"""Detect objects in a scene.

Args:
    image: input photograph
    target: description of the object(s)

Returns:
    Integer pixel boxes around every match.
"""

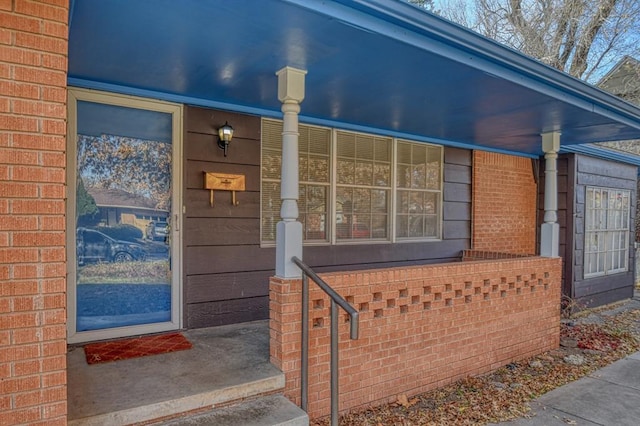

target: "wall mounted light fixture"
[217,121,234,157]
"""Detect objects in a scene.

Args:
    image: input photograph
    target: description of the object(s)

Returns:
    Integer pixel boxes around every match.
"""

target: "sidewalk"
[493,351,640,425]
[493,288,640,426]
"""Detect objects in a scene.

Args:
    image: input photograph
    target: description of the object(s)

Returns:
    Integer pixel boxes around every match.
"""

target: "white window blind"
[261,120,331,243]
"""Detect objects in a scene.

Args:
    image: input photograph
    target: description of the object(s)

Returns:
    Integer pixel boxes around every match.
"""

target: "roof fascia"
[296,114,540,158]
[68,77,280,118]
[286,0,640,130]
[561,144,640,170]
[68,78,538,159]
[95,204,169,213]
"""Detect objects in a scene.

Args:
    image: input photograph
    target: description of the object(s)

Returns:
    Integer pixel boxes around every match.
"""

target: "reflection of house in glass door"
[87,187,169,227]
[67,88,183,343]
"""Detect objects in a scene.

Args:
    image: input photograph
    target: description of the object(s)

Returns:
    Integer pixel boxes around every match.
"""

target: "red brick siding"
[472,151,537,255]
[270,256,562,419]
[0,1,68,425]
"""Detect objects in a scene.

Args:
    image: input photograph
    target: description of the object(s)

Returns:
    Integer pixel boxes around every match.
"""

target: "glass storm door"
[67,89,182,343]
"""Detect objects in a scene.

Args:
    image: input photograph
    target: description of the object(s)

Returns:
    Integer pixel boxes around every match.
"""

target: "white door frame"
[66,88,183,344]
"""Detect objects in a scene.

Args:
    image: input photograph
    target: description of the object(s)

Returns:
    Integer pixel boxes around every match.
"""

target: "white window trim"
[260,119,444,247]
[394,138,444,242]
[260,119,334,247]
[333,129,393,244]
[583,186,631,279]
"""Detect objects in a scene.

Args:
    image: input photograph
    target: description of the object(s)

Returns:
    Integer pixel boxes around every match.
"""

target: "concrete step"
[68,374,286,426]
[67,321,290,426]
[158,395,309,426]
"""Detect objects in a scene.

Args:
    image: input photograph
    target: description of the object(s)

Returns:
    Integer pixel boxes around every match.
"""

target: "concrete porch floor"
[67,320,286,425]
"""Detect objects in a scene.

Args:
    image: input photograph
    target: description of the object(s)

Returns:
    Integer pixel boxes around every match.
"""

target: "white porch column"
[275,66,307,278]
[540,131,561,257]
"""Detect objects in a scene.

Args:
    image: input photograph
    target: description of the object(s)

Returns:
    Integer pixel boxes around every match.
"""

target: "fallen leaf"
[310,307,640,426]
[397,394,409,408]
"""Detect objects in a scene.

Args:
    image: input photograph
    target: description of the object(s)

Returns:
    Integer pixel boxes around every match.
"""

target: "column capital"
[541,131,561,154]
[276,66,307,103]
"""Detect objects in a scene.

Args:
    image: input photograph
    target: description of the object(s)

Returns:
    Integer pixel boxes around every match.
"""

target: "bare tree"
[408,0,640,241]
[77,134,172,211]
[432,0,640,83]
[407,0,438,12]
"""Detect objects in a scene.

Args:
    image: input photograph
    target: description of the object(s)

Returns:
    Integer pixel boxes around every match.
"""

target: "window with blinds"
[261,119,331,243]
[584,187,630,278]
[396,140,442,239]
[260,119,443,245]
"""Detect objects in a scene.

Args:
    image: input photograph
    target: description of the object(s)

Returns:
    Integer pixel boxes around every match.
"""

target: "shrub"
[92,224,142,241]
[78,260,170,284]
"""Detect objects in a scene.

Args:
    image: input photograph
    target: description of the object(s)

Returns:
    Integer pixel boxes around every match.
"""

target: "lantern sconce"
[217,121,234,157]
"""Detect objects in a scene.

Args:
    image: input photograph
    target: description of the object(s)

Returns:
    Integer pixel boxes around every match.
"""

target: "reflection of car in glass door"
[76,228,146,265]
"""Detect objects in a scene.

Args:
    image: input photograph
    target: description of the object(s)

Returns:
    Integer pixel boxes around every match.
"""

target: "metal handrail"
[292,256,359,426]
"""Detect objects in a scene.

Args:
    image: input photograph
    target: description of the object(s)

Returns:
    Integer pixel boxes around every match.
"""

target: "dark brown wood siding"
[183,107,267,328]
[543,153,637,308]
[183,106,471,328]
[572,154,637,307]
[538,155,573,298]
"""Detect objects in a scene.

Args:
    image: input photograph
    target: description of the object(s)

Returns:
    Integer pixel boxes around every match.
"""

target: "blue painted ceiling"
[68,0,640,156]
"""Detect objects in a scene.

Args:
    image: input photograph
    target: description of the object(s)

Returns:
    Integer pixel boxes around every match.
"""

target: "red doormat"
[84,332,192,364]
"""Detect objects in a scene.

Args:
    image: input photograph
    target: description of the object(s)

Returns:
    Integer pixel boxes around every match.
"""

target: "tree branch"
[569,0,619,78]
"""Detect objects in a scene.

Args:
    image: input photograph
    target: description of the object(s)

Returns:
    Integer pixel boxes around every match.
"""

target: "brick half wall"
[270,256,562,419]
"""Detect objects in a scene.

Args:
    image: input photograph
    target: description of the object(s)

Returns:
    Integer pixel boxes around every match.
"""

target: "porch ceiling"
[68,0,640,156]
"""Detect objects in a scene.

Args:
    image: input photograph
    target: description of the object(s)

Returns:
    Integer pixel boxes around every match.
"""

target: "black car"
[76,227,146,265]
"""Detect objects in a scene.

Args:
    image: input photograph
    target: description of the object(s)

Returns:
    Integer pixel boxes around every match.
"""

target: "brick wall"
[0,1,69,425]
[270,256,562,419]
[461,249,530,261]
[472,151,537,254]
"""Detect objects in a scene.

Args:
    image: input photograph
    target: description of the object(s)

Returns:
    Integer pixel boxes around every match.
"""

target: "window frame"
[333,129,394,244]
[260,119,333,247]
[583,186,631,279]
[394,138,444,242]
[259,119,444,247]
